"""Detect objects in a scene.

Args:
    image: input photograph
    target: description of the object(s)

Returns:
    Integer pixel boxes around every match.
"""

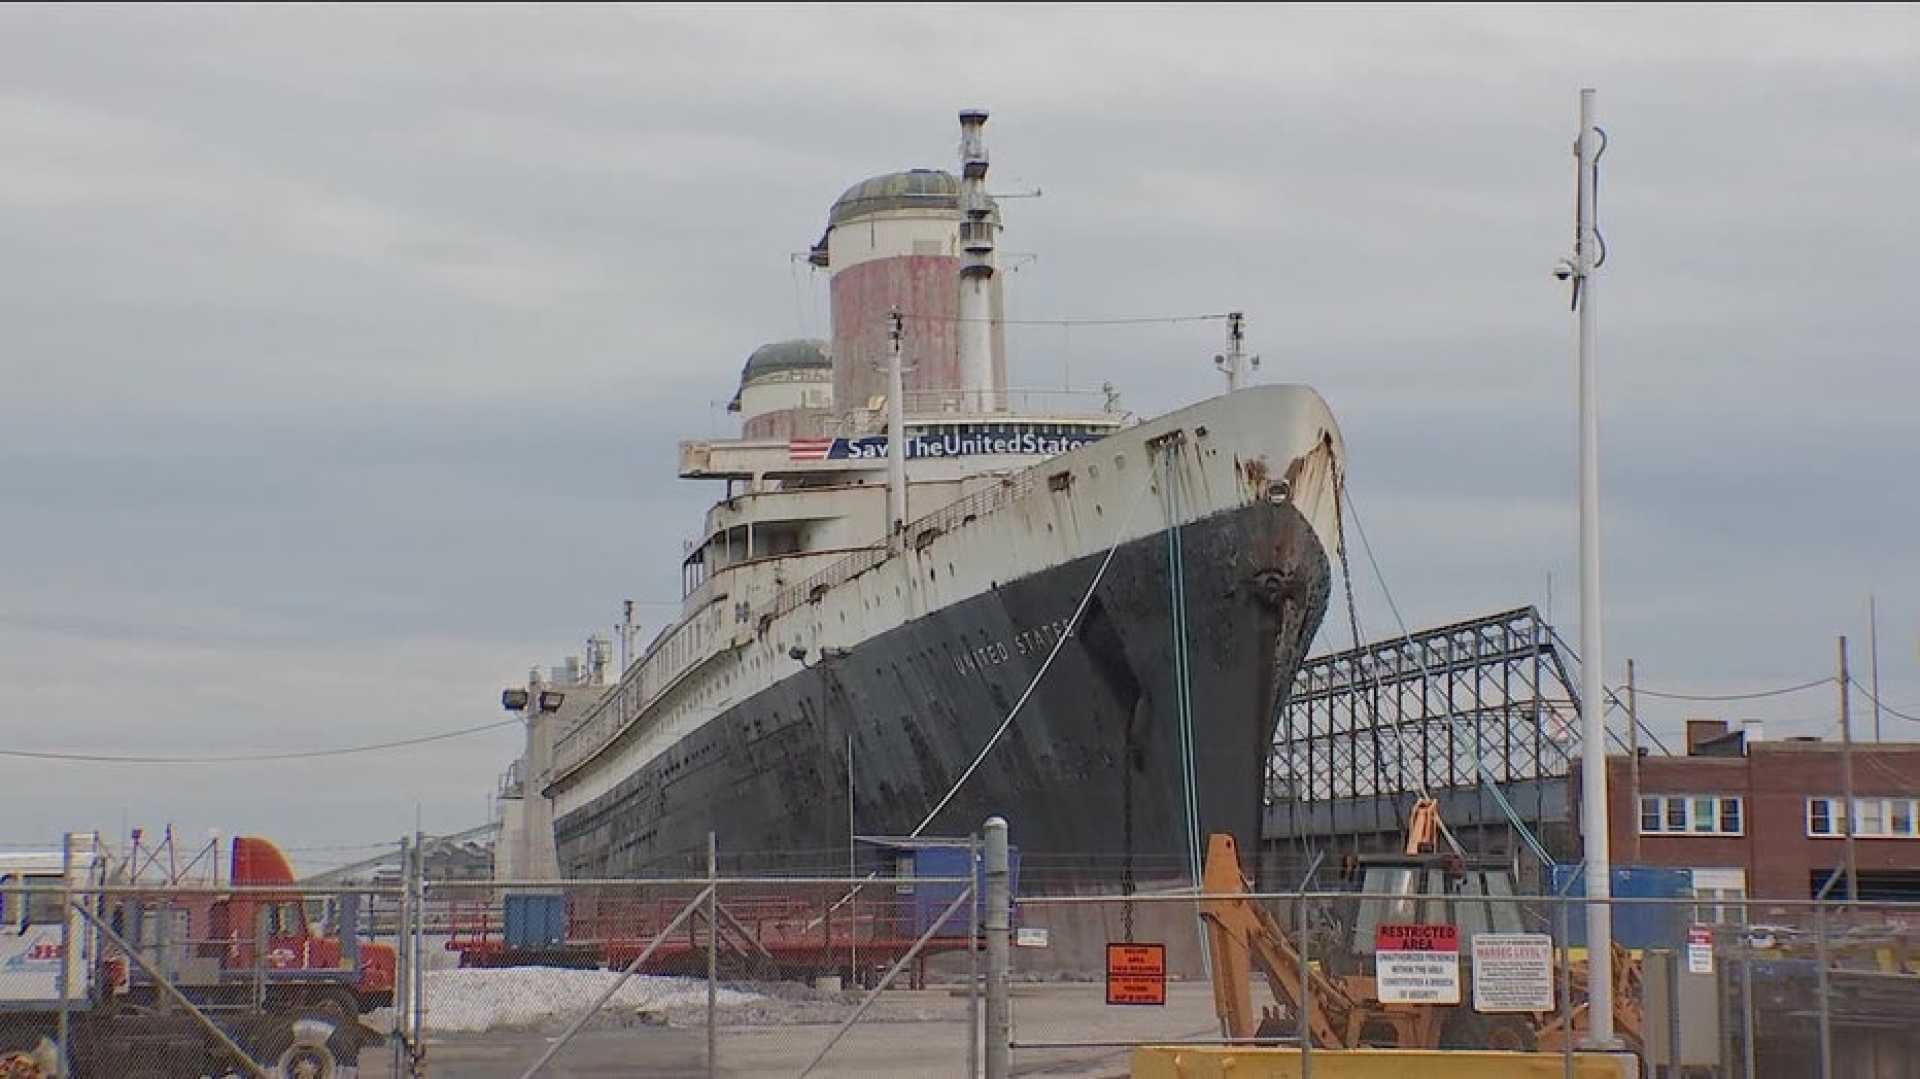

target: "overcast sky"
[3,4,1916,870]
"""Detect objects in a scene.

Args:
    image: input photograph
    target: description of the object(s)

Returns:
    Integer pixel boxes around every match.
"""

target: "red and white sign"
[1375,923,1461,1004]
[1687,924,1714,975]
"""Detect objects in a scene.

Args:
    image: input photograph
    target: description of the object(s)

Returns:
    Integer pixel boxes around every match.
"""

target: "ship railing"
[566,888,926,948]
[827,386,1126,436]
[552,594,729,773]
[895,386,1121,416]
[766,545,888,620]
[763,469,1040,621]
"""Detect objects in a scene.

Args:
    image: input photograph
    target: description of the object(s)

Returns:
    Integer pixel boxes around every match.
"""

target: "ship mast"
[1214,311,1254,391]
[886,308,907,543]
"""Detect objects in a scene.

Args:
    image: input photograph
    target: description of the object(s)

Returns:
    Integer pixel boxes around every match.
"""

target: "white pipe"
[1575,86,1616,1048]
[957,109,996,410]
[958,274,994,408]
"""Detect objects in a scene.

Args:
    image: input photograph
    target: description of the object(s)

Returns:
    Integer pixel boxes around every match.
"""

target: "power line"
[897,311,1231,327]
[1631,677,1832,703]
[0,717,521,765]
[1850,676,1920,724]
[1860,752,1920,792]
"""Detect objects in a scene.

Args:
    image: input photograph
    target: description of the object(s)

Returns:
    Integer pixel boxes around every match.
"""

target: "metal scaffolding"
[1267,606,1596,856]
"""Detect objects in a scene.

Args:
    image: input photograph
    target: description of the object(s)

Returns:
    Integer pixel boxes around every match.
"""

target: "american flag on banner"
[789,437,835,461]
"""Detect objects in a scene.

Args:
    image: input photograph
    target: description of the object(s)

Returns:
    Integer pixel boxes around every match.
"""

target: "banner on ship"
[790,425,1104,462]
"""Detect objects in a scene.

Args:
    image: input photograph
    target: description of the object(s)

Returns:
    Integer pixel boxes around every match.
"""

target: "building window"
[1692,868,1748,926]
[1640,794,1744,836]
[1808,797,1920,838]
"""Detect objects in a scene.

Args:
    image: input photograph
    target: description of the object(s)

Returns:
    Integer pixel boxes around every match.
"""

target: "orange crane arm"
[1198,833,1358,1049]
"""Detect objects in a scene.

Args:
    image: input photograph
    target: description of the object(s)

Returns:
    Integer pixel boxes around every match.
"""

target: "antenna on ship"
[1212,311,1257,391]
[619,599,635,669]
[885,307,909,544]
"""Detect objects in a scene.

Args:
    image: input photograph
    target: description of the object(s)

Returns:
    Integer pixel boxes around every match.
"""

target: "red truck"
[0,832,393,1077]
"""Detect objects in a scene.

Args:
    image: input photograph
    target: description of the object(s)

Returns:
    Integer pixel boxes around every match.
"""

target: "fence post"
[1815,897,1831,1079]
[1665,950,1682,1078]
[1717,926,1734,1079]
[57,834,72,1078]
[1558,897,1573,1079]
[1740,922,1756,1079]
[707,831,718,1079]
[968,832,980,1079]
[253,903,269,1010]
[392,835,410,1079]
[1294,887,1312,1078]
[984,817,1010,1079]
[413,828,427,1073]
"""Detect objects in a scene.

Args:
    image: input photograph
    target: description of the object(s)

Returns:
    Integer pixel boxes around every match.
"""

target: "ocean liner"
[498,111,1345,888]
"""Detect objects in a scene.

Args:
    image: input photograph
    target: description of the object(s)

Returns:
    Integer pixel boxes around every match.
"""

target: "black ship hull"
[554,498,1330,888]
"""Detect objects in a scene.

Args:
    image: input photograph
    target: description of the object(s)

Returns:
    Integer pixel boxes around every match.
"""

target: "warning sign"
[1471,933,1554,1013]
[1015,927,1050,949]
[1687,924,1714,975]
[1375,923,1461,1004]
[1105,942,1166,1006]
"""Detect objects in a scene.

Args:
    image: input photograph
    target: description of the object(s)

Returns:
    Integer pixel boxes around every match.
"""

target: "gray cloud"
[2,4,1916,862]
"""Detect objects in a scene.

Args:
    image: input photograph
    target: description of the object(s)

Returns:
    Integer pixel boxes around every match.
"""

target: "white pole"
[983,817,1011,1079]
[1573,86,1616,1048]
[1840,637,1859,904]
[1869,594,1883,743]
[886,309,908,541]
[1228,312,1247,391]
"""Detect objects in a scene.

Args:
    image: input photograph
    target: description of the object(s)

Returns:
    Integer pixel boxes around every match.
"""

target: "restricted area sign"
[1375,923,1461,1004]
[1471,932,1554,1012]
[1105,942,1167,1005]
[1687,924,1715,974]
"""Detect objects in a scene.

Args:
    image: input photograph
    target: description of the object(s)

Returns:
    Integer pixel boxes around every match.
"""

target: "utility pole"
[1563,87,1616,1048]
[1627,659,1641,863]
[1839,636,1859,904]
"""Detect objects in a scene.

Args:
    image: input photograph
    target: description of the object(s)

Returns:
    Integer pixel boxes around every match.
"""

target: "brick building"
[1571,722,1920,901]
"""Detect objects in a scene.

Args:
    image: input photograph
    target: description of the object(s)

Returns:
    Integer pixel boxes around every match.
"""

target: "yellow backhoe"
[1198,804,1642,1053]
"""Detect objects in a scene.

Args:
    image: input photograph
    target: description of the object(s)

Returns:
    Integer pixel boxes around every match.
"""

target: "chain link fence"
[1002,881,1920,1079]
[1,835,986,1078]
[9,827,1917,1077]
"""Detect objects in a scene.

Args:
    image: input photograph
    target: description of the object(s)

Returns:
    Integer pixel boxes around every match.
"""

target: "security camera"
[1552,260,1576,281]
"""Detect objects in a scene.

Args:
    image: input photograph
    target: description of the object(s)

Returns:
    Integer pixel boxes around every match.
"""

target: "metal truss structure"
[1268,607,1608,846]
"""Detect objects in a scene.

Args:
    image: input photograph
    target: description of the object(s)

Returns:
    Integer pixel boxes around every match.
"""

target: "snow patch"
[422,967,765,1033]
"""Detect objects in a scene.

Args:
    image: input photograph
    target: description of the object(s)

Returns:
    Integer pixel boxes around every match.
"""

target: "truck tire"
[254,1015,361,1079]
